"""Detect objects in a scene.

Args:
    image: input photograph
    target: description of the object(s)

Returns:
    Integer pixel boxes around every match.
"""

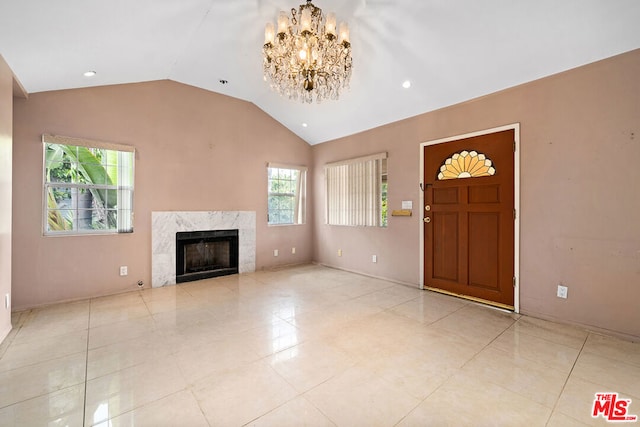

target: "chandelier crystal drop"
[263,0,353,104]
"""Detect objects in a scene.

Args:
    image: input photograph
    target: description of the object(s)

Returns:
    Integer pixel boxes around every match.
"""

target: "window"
[43,134,135,235]
[325,152,388,227]
[267,164,307,225]
[437,150,495,180]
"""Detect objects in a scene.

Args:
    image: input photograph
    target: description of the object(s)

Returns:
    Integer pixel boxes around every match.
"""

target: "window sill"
[43,230,134,237]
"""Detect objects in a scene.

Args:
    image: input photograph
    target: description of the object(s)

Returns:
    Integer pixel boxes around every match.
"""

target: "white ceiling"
[1,0,640,145]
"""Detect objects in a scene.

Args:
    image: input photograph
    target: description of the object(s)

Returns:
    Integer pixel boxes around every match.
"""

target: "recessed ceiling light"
[402,80,411,89]
[302,123,308,128]
[83,71,96,77]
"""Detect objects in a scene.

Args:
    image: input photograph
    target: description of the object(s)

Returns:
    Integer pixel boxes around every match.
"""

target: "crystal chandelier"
[263,0,352,103]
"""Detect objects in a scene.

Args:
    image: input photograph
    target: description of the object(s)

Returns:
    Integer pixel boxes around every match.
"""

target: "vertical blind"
[294,168,307,224]
[325,152,387,226]
[117,150,134,232]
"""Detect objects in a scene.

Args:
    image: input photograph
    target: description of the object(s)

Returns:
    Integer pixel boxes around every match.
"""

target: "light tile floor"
[0,264,639,426]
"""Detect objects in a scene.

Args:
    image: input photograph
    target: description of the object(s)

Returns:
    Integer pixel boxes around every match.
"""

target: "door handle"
[423,217,431,223]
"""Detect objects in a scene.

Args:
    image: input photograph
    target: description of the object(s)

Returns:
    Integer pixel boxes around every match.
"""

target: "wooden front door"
[423,129,515,309]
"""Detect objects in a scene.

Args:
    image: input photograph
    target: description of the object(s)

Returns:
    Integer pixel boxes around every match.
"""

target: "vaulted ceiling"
[1,0,640,144]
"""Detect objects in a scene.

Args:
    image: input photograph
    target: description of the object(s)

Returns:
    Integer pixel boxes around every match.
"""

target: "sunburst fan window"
[437,150,495,180]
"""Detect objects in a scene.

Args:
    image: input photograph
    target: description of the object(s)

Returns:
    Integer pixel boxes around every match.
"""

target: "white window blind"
[325,152,387,226]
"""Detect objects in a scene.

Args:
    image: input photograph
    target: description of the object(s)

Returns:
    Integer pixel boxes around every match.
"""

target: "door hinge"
[513,277,516,287]
[513,141,516,152]
[513,209,517,220]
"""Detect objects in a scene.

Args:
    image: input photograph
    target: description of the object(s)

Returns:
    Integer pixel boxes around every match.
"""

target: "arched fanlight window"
[437,150,495,180]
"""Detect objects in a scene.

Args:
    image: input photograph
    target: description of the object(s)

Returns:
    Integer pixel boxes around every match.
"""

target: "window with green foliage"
[267,164,307,225]
[43,134,135,235]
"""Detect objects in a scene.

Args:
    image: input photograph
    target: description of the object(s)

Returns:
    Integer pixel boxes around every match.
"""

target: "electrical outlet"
[119,266,128,276]
[292,247,296,254]
[338,249,342,257]
[557,284,568,299]
[372,255,377,263]
[274,249,279,257]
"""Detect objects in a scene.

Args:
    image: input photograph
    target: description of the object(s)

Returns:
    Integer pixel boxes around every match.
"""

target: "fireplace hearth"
[176,229,239,283]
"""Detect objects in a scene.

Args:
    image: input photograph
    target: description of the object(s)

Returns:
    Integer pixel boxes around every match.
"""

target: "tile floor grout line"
[265,305,446,427]
[240,392,299,425]
[0,349,91,377]
[82,299,92,427]
[452,315,572,413]
[457,314,516,371]
[380,295,421,313]
[509,317,589,350]
[0,384,86,412]
[0,310,32,360]
[544,330,590,426]
[299,393,340,427]
[299,386,342,427]
[392,368,460,427]
[5,265,638,425]
[420,301,474,330]
[187,386,213,427]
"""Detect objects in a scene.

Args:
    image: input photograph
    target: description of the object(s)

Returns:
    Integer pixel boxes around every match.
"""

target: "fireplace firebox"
[176,229,239,283]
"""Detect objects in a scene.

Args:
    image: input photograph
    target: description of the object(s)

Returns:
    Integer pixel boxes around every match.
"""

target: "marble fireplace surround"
[152,211,256,287]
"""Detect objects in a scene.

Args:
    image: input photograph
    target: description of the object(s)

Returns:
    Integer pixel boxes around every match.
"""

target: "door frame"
[419,123,521,313]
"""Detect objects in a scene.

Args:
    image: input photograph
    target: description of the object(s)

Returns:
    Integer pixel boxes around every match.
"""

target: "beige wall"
[10,51,640,339]
[12,80,313,309]
[0,56,13,342]
[312,49,640,340]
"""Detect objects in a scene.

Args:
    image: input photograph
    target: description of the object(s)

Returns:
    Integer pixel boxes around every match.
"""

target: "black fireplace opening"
[176,229,239,283]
